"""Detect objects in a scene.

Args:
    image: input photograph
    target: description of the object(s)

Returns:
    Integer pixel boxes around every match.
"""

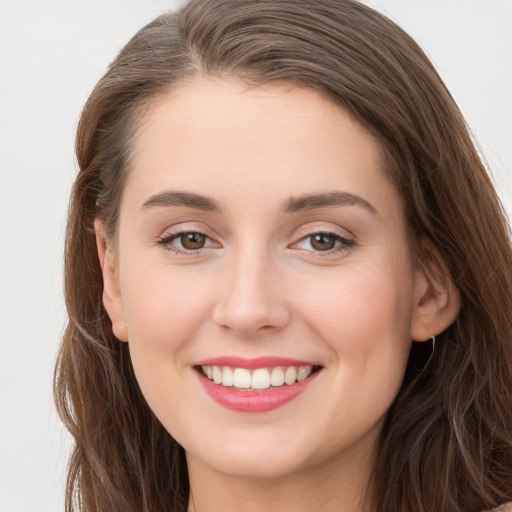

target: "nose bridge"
[213,241,289,336]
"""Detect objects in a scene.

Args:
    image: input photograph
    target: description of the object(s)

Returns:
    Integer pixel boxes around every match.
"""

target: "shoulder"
[487,504,512,512]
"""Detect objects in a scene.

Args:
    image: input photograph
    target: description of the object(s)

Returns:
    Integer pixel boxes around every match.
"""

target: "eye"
[309,233,338,251]
[157,230,220,254]
[292,231,354,253]
[178,232,207,250]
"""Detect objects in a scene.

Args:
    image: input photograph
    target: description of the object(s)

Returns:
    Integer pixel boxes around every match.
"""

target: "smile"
[195,358,322,412]
[200,365,314,390]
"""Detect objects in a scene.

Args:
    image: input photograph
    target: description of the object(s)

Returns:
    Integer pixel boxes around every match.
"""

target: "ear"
[94,220,128,342]
[410,238,461,342]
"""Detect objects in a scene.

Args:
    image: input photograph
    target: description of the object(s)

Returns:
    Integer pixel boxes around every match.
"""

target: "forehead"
[124,77,399,219]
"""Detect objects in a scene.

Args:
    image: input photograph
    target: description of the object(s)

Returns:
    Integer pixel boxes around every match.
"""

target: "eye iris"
[311,233,336,251]
[181,232,206,250]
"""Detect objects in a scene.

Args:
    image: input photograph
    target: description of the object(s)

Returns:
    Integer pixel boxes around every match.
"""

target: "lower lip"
[197,370,319,413]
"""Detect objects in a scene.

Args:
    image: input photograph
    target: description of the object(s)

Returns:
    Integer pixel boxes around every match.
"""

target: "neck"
[186,446,375,512]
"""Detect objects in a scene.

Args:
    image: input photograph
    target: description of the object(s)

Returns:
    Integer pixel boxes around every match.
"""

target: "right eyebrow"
[281,191,378,216]
[140,191,221,213]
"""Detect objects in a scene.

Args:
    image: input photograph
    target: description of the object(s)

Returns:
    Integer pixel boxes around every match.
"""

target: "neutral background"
[0,1,510,510]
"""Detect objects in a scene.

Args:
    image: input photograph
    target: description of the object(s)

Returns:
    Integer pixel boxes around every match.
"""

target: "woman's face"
[101,78,430,480]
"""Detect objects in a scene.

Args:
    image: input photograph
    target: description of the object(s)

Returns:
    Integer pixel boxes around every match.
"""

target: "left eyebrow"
[281,191,378,215]
[140,191,222,213]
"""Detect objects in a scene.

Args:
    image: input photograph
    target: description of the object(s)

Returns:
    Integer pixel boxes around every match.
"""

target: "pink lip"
[196,356,317,369]
[195,363,320,413]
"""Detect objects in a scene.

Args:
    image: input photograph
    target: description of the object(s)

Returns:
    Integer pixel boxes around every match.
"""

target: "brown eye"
[310,233,337,251]
[180,232,206,250]
[157,230,221,254]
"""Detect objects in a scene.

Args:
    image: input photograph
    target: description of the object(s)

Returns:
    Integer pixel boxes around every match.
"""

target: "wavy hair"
[54,1,512,511]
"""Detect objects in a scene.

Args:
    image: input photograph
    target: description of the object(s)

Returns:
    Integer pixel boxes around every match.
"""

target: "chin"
[189,443,314,480]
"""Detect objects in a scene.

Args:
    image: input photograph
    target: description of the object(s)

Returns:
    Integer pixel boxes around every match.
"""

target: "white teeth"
[201,364,314,389]
[270,367,285,387]
[221,366,234,387]
[297,365,312,382]
[212,366,222,384]
[251,368,271,390]
[233,368,252,389]
[284,366,297,385]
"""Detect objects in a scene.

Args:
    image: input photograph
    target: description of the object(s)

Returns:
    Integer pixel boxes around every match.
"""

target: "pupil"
[311,233,335,251]
[182,232,205,249]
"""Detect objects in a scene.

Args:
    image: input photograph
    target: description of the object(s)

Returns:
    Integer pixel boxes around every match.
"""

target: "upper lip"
[196,356,319,369]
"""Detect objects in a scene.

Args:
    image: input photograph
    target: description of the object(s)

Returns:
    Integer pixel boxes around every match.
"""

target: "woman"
[54,1,512,511]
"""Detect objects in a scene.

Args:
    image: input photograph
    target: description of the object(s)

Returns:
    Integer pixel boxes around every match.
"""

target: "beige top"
[489,504,512,512]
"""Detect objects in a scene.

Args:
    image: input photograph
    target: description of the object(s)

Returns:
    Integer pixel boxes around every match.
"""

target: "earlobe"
[410,239,461,342]
[94,220,128,342]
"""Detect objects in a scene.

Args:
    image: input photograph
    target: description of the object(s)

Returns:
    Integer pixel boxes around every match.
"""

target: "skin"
[96,78,460,512]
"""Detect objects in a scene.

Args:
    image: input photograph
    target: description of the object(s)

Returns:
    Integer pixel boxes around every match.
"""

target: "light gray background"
[0,1,510,510]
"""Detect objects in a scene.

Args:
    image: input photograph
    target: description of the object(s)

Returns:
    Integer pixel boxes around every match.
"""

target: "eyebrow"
[281,191,378,215]
[141,191,221,212]
[140,190,378,216]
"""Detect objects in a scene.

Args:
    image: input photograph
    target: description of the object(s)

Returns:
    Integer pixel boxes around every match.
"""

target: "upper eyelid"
[156,223,355,246]
[159,230,217,244]
[293,224,355,241]
[158,223,216,239]
[291,232,353,247]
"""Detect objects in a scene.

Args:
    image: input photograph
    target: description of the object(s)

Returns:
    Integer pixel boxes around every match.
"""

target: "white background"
[0,1,510,510]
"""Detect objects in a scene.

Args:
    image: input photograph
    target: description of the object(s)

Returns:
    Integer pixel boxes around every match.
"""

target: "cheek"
[120,261,214,351]
[296,259,415,420]
[117,262,216,435]
[298,263,415,352]
[294,263,414,435]
[117,260,218,419]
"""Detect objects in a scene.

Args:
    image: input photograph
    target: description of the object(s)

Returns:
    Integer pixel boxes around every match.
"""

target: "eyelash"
[157,230,218,255]
[292,231,355,255]
[156,229,355,256]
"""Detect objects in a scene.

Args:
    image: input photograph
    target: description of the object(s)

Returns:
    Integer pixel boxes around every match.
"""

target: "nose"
[212,249,291,338]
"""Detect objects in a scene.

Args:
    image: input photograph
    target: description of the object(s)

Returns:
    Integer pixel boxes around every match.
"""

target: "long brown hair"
[54,1,512,510]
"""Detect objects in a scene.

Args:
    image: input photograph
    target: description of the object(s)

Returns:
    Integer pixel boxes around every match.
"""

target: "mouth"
[194,358,322,412]
[197,364,321,391]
